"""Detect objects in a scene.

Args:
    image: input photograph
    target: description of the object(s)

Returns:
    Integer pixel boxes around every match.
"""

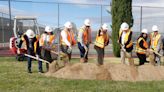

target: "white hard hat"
[64,21,72,29]
[141,29,148,34]
[84,19,91,26]
[152,25,158,31]
[26,29,35,38]
[120,22,129,30]
[102,23,108,30]
[45,26,53,32]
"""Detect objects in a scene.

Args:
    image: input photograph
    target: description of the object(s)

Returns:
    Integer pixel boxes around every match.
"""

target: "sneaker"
[38,71,44,73]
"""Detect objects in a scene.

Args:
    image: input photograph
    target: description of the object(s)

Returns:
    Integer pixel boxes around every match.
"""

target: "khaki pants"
[148,50,162,66]
[120,48,133,65]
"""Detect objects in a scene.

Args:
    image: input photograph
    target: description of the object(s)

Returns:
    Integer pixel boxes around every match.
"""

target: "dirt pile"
[46,63,111,80]
[45,63,164,81]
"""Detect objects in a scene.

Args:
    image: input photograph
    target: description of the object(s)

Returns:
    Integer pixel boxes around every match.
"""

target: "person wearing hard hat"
[60,21,76,63]
[40,26,55,71]
[118,22,134,65]
[162,37,164,56]
[77,19,92,63]
[94,23,109,65]
[136,29,149,65]
[149,25,162,65]
[18,29,43,73]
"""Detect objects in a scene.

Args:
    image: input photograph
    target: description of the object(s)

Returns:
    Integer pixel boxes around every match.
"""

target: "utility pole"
[8,0,12,30]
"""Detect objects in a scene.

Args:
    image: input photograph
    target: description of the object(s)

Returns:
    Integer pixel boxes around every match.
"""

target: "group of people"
[119,22,164,66]
[18,19,164,73]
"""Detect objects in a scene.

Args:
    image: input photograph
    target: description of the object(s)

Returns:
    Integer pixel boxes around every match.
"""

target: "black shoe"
[38,71,44,73]
[145,61,149,63]
[28,71,32,73]
[139,62,144,66]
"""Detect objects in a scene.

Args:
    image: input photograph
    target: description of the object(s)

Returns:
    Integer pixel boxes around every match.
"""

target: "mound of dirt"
[45,63,164,81]
[46,63,111,80]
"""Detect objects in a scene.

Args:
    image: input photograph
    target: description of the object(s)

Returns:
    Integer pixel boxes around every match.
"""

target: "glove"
[67,46,72,54]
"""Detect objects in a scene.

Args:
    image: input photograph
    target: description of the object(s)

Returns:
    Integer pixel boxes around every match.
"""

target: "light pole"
[8,0,12,30]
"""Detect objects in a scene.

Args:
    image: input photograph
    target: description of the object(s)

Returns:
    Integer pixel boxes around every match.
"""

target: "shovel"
[42,47,69,61]
[24,54,50,64]
[84,48,88,59]
[151,49,162,57]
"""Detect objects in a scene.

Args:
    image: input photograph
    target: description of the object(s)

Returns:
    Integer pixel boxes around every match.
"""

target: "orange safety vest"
[61,30,76,46]
[94,33,109,48]
[40,33,55,46]
[119,29,133,48]
[136,37,148,54]
[78,27,91,45]
[150,32,161,51]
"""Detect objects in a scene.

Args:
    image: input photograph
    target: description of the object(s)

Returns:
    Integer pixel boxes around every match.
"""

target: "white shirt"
[42,34,50,43]
[61,30,71,47]
[121,31,126,45]
[40,33,54,47]
[77,27,84,46]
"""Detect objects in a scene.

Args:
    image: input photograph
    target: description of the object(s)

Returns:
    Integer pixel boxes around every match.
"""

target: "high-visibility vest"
[94,32,109,48]
[119,29,133,48]
[21,34,39,53]
[77,27,91,45]
[34,35,39,53]
[61,30,76,46]
[150,32,161,51]
[39,33,55,46]
[136,37,148,54]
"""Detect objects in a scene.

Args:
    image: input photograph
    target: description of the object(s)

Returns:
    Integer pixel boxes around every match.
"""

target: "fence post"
[1,13,5,47]
[57,3,60,62]
[8,0,12,31]
[140,6,142,32]
[101,5,102,25]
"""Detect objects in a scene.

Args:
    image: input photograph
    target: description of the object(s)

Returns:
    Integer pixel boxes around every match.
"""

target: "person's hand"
[67,46,72,54]
[146,49,150,52]
[17,48,20,54]
[117,40,119,43]
[122,45,125,48]
[69,46,72,50]
[36,54,39,60]
[121,45,126,52]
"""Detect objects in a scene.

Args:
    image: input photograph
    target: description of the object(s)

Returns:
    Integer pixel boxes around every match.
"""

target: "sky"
[0,0,164,33]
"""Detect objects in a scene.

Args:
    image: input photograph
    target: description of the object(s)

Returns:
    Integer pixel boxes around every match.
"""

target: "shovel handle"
[24,54,50,64]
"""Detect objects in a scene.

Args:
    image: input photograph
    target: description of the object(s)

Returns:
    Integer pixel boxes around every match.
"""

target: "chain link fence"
[0,0,164,55]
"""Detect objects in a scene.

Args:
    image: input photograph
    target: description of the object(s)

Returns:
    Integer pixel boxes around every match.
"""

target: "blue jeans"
[77,42,88,59]
[27,50,42,72]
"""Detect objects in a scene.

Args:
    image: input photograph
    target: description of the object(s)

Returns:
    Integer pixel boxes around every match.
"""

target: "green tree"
[111,0,133,57]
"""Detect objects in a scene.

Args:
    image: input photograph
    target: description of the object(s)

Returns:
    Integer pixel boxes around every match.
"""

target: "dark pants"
[61,45,72,61]
[27,49,42,72]
[94,45,104,65]
[137,53,146,65]
[42,48,53,71]
[78,42,88,59]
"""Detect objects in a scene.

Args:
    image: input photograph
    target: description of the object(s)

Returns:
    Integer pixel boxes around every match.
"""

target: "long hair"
[44,32,53,35]
[137,33,147,40]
